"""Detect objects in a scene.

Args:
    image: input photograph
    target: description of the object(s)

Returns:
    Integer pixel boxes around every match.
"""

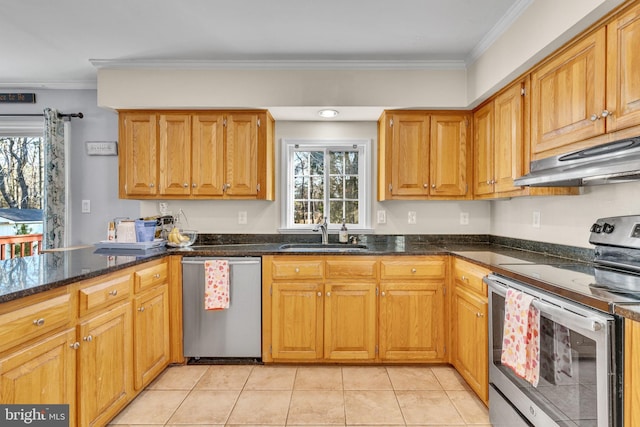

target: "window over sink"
[281,139,371,232]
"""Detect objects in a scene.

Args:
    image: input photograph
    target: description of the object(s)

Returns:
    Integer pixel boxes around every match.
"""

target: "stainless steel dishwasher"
[181,257,262,360]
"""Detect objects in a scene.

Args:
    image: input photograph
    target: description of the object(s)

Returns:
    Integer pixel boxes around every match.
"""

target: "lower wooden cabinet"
[0,328,77,424]
[625,319,640,427]
[78,302,133,427]
[450,258,489,404]
[133,284,170,390]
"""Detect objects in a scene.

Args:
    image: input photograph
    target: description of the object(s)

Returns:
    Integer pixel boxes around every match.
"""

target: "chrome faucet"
[313,217,328,244]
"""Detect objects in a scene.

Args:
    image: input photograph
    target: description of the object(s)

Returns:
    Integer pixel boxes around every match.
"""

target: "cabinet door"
[607,2,640,133]
[452,286,488,404]
[133,285,170,391]
[531,28,606,158]
[390,113,430,196]
[324,282,376,360]
[493,80,526,194]
[192,113,225,196]
[78,302,132,427]
[271,282,323,360]
[473,102,494,196]
[379,281,445,361]
[159,114,192,196]
[430,114,469,196]
[625,319,640,427]
[120,113,157,196]
[0,329,76,425]
[226,114,258,196]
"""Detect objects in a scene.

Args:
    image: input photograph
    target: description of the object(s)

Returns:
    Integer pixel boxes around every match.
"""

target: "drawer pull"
[70,342,80,350]
[461,275,468,282]
[317,292,322,297]
[476,312,484,318]
[381,291,386,297]
[33,318,45,326]
[326,292,331,297]
[109,289,118,296]
[83,335,93,342]
[138,306,145,312]
[153,273,161,279]
[411,268,417,273]
[295,268,300,273]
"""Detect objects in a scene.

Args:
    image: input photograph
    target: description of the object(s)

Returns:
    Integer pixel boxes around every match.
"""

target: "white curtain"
[43,108,69,249]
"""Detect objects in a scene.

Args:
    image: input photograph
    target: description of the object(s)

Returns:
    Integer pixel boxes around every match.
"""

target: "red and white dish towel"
[204,260,229,310]
[501,288,541,387]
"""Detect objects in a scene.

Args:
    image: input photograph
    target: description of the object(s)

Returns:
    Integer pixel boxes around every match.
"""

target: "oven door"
[486,274,617,427]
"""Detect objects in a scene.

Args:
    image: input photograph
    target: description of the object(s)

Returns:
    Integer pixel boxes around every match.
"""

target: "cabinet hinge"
[465,117,469,127]
[269,345,272,354]
[257,183,261,192]
[388,183,393,192]
[521,86,526,96]
[270,286,272,296]
[389,118,394,127]
[375,345,378,355]
[376,287,379,296]
[223,118,227,127]
[443,345,446,354]
[443,286,446,296]
[257,118,261,127]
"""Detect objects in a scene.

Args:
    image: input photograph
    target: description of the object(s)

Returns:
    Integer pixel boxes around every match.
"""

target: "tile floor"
[108,364,491,426]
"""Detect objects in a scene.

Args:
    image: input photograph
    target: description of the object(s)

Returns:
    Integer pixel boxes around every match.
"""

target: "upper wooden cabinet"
[378,111,471,201]
[119,110,275,200]
[531,2,640,160]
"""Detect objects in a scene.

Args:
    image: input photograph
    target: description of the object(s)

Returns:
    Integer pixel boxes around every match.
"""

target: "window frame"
[280,139,372,232]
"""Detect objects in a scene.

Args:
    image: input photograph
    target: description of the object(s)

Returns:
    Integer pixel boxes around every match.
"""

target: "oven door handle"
[532,299,604,332]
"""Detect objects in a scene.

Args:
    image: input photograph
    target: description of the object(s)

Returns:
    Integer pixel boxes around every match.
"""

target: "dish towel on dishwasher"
[501,288,541,387]
[204,260,229,310]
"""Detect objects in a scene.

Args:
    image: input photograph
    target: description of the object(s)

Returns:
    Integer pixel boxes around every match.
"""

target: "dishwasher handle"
[181,258,261,266]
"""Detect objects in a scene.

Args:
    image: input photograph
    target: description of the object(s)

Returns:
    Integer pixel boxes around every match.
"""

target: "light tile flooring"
[109,364,491,426]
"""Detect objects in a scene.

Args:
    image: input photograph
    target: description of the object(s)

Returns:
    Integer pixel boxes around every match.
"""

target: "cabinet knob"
[381,291,386,297]
[461,275,468,282]
[411,268,417,273]
[423,183,428,188]
[431,184,436,189]
[183,183,189,188]
[108,289,118,296]
[153,273,161,279]
[486,180,491,185]
[192,183,197,188]
[33,318,45,326]
[83,335,93,342]
[138,306,145,312]
[326,292,331,297]
[476,312,484,318]
[317,292,322,297]
[149,183,155,188]
[601,110,612,118]
[70,342,80,350]
[295,268,300,273]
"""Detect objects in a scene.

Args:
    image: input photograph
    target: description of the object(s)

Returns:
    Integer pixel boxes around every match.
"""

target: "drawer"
[134,261,168,293]
[0,292,72,353]
[271,258,324,280]
[380,257,445,279]
[453,258,490,296]
[78,273,132,316]
[325,258,377,279]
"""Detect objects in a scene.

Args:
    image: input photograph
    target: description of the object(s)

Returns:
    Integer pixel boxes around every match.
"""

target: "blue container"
[135,219,157,242]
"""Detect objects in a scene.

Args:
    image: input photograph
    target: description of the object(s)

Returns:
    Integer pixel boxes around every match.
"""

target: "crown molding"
[89,58,467,71]
[466,0,534,66]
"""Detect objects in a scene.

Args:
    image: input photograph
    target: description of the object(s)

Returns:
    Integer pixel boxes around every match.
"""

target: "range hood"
[514,137,640,187]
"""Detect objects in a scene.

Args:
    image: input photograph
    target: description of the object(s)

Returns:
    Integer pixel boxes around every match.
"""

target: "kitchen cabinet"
[450,258,489,405]
[378,111,471,200]
[132,260,170,390]
[625,318,640,427]
[119,110,275,200]
[378,256,446,361]
[266,256,376,362]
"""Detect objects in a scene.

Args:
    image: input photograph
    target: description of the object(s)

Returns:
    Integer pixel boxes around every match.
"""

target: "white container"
[116,220,136,243]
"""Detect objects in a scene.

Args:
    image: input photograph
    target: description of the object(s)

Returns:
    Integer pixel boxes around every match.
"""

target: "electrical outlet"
[377,210,387,224]
[408,211,417,224]
[532,211,541,228]
[238,211,248,225]
[460,212,469,225]
[81,199,90,213]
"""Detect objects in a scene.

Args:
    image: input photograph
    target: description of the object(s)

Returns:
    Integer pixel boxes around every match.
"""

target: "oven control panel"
[589,215,640,248]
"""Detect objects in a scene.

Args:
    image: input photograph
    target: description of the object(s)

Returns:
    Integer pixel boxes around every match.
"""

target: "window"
[282,139,370,231]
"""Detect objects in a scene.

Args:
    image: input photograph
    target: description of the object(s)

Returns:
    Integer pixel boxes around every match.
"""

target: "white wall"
[490,181,640,248]
[140,121,492,235]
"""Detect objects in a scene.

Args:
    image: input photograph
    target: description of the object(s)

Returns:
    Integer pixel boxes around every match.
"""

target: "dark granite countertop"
[2,233,638,320]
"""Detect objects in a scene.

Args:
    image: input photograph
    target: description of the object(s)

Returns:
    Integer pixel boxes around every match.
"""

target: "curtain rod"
[0,112,84,119]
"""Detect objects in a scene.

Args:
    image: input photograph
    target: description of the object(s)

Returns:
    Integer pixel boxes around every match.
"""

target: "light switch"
[238,211,248,225]
[408,211,417,224]
[460,212,469,225]
[377,210,386,224]
[81,199,90,213]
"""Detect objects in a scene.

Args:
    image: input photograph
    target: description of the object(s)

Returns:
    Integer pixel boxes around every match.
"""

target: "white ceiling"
[1,0,528,119]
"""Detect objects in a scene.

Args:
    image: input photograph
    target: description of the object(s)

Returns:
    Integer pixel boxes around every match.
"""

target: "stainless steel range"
[485,215,640,427]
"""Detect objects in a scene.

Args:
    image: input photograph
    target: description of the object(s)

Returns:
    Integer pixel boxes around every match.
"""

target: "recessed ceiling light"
[318,109,339,118]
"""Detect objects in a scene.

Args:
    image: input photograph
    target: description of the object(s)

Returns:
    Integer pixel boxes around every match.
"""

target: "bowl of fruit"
[166,228,197,248]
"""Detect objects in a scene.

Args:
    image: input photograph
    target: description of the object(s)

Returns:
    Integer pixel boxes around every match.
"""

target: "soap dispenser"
[339,218,348,243]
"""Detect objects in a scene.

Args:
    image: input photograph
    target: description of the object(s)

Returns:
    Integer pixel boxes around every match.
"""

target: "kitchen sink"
[278,243,368,252]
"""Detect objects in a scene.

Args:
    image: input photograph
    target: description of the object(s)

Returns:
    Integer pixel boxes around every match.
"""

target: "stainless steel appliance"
[486,214,640,426]
[182,257,262,360]
[514,137,640,187]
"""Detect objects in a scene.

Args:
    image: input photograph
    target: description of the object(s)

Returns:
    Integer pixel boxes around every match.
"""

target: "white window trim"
[279,138,372,233]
